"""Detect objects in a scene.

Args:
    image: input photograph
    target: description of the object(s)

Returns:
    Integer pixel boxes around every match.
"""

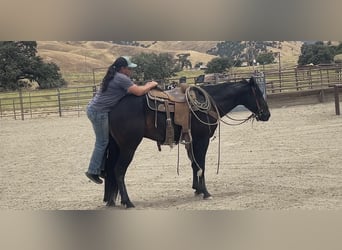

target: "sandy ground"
[1,102,342,210]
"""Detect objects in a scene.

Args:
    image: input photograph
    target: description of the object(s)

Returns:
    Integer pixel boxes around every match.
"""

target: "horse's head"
[243,77,270,121]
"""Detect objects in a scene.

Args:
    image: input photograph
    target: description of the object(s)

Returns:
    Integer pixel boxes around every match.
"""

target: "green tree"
[207,41,273,65]
[334,42,342,54]
[207,41,244,59]
[131,52,180,81]
[175,53,192,70]
[194,62,203,69]
[333,42,342,63]
[298,41,335,65]
[204,57,232,74]
[0,41,66,90]
[256,53,276,65]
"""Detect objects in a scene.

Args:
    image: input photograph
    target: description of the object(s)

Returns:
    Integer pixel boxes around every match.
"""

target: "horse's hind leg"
[104,135,119,207]
[104,178,119,207]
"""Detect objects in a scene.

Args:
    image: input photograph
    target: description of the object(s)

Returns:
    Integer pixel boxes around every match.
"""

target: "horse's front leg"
[188,137,212,199]
[192,165,211,199]
[195,175,211,199]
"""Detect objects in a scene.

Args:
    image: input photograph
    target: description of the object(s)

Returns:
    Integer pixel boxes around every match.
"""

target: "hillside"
[37,41,219,73]
[37,41,303,74]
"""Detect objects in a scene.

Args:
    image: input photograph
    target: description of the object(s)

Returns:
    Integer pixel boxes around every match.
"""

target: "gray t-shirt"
[89,72,134,112]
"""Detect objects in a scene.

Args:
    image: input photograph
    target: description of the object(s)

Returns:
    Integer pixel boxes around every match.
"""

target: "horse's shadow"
[100,190,243,210]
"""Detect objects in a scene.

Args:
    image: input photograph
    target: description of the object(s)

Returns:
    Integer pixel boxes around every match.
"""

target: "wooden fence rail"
[1,64,342,120]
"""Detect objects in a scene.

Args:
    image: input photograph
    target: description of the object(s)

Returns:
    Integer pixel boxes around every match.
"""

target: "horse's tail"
[103,133,119,206]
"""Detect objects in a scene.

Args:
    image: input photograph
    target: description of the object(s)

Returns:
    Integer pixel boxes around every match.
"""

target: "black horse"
[103,77,271,208]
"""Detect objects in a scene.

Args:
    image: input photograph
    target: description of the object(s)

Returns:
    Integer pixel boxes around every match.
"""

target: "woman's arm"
[127,81,159,96]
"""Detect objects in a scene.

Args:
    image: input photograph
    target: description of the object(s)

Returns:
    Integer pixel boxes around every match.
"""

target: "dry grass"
[37,41,303,76]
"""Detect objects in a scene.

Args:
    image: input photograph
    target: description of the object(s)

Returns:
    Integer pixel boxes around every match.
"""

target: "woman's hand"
[128,81,159,96]
[147,81,158,88]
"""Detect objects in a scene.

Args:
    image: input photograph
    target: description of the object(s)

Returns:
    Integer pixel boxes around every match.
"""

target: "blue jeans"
[86,106,109,175]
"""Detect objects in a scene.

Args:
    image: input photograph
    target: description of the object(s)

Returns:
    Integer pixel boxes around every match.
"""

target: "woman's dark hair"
[101,57,128,92]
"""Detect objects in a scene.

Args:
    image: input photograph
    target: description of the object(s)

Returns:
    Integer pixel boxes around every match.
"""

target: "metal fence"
[0,85,96,120]
[1,64,342,120]
[217,64,342,93]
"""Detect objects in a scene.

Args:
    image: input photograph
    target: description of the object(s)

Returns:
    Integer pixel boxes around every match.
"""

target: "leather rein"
[183,83,264,175]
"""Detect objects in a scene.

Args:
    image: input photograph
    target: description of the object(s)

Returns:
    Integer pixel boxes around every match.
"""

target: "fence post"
[295,68,299,91]
[309,67,313,89]
[13,99,16,120]
[92,68,96,86]
[334,85,340,115]
[92,85,97,97]
[278,52,282,92]
[29,93,32,118]
[19,89,24,120]
[77,87,80,117]
[57,89,62,117]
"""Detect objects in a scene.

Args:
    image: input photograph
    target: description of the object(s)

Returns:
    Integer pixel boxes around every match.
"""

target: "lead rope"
[185,86,220,126]
[183,85,256,176]
[177,142,180,175]
[185,86,245,175]
[184,86,219,177]
[154,98,158,128]
[220,113,255,126]
[217,121,221,174]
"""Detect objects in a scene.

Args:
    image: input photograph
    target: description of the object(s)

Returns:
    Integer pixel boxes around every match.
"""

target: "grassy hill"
[37,41,303,85]
[37,41,220,74]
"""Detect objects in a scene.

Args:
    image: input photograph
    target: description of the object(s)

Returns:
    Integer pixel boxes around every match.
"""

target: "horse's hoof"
[194,190,202,196]
[126,203,135,209]
[121,200,135,208]
[106,200,116,207]
[203,194,213,200]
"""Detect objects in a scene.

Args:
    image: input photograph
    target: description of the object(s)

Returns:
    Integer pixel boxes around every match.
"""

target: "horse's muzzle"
[256,110,270,121]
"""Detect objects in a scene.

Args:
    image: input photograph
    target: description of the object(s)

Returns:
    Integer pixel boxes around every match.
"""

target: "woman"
[85,56,158,184]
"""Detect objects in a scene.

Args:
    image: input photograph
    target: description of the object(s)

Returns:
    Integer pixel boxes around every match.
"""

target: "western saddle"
[146,84,191,149]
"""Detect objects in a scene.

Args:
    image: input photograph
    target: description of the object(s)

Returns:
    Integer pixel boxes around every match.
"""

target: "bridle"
[220,81,265,125]
[250,82,265,121]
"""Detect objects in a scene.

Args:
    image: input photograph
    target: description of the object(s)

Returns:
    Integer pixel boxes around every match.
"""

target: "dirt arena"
[1,102,342,210]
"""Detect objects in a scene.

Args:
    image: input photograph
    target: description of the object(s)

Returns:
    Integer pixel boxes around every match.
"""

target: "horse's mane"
[200,78,251,96]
